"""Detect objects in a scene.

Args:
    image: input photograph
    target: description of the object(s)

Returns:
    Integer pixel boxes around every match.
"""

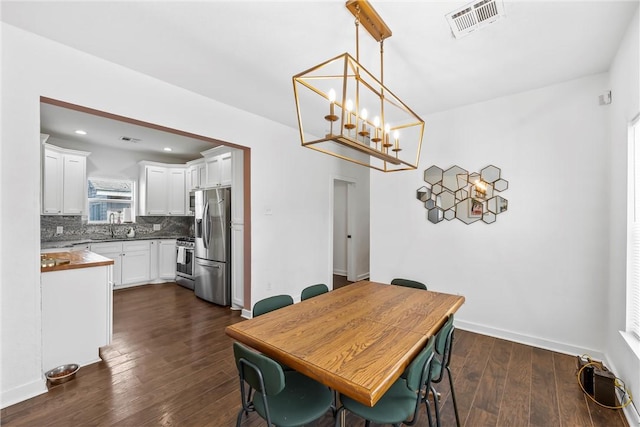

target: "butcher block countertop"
[41,250,114,273]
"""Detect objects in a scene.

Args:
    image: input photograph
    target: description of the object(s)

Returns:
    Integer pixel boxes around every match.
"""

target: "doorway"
[332,178,356,285]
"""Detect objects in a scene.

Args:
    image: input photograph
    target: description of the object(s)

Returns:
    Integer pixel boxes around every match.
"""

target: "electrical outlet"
[153,224,161,231]
[266,282,272,291]
[56,226,63,234]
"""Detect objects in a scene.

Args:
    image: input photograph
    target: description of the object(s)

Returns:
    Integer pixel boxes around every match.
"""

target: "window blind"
[629,118,640,340]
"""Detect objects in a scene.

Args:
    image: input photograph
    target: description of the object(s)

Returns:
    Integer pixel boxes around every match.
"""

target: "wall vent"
[445,0,505,39]
[120,136,142,143]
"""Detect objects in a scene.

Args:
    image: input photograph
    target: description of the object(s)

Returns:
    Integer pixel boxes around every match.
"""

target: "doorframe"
[329,175,357,287]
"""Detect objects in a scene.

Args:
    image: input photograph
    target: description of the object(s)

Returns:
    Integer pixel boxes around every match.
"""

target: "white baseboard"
[241,308,252,319]
[1,379,47,409]
[455,319,606,361]
[602,354,640,426]
[356,272,370,281]
[333,272,370,281]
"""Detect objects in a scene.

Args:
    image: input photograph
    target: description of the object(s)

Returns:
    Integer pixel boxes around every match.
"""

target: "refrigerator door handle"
[202,201,210,249]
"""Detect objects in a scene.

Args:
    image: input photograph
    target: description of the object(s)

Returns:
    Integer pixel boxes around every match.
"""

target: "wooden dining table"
[225,280,465,410]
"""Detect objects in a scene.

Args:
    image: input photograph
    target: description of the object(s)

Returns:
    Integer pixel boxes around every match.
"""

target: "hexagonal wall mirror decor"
[416,165,509,225]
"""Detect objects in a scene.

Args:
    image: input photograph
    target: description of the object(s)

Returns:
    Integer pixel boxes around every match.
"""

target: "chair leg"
[364,421,371,427]
[235,408,244,427]
[331,389,338,416]
[430,385,442,427]
[447,366,461,427]
[425,395,434,427]
[334,407,345,427]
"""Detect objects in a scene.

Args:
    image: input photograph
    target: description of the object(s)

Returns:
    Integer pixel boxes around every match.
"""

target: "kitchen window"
[87,178,135,224]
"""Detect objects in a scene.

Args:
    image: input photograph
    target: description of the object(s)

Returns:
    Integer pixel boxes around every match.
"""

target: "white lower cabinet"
[90,241,149,289]
[91,239,176,288]
[159,239,177,280]
[89,242,123,287]
[121,241,150,285]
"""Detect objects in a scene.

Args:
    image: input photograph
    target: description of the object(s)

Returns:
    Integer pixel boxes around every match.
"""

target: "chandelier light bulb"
[384,123,391,147]
[358,108,370,140]
[328,88,336,103]
[344,99,356,129]
[373,116,380,128]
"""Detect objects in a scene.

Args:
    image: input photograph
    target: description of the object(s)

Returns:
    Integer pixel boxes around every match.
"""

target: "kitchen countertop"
[41,250,114,273]
[41,236,184,250]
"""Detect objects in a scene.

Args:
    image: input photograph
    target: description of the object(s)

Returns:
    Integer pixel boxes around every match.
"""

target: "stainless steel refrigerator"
[194,187,231,305]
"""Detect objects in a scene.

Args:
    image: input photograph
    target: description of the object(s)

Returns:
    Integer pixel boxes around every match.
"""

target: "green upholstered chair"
[391,278,428,290]
[252,294,294,317]
[335,336,436,427]
[428,315,460,427]
[301,283,329,301]
[233,342,333,427]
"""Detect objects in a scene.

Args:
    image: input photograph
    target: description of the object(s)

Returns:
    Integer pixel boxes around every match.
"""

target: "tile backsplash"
[41,215,193,242]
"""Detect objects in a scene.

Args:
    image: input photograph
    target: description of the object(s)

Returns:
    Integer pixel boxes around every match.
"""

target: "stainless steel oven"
[176,237,195,290]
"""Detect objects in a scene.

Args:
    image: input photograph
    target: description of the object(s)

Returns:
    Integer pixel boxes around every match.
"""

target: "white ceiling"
[3,0,639,156]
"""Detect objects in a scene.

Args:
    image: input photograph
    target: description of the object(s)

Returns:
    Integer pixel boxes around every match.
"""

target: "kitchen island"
[41,250,114,374]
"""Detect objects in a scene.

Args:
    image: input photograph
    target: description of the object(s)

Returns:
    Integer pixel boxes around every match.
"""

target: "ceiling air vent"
[120,136,142,143]
[446,0,505,39]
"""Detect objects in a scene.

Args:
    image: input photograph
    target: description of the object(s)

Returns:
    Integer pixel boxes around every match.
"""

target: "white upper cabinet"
[138,162,186,216]
[167,168,186,215]
[41,140,90,215]
[187,159,206,191]
[201,147,233,188]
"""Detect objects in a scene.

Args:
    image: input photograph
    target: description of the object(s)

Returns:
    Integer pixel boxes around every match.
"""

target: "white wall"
[606,7,640,423]
[371,72,612,357]
[0,23,370,407]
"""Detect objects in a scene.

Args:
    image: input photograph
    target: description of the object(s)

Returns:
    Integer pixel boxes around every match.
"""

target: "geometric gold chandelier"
[292,0,425,172]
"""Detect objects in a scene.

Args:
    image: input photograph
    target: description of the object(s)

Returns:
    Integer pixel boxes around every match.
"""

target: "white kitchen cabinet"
[41,264,111,371]
[231,224,244,309]
[62,154,87,214]
[159,239,177,280]
[144,165,168,215]
[138,162,186,216]
[41,142,90,215]
[167,169,186,215]
[230,149,244,310]
[202,147,233,188]
[149,240,159,282]
[121,241,150,286]
[187,159,206,191]
[90,242,123,287]
[90,241,150,288]
[208,152,232,187]
[90,240,178,288]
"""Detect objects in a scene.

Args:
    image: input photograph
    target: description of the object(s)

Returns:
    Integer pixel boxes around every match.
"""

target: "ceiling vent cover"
[446,0,505,39]
[120,136,142,143]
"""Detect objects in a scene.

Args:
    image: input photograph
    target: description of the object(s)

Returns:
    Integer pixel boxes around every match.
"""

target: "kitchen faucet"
[109,212,116,238]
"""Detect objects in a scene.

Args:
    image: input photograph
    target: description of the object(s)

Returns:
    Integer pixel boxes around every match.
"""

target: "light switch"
[153,224,161,231]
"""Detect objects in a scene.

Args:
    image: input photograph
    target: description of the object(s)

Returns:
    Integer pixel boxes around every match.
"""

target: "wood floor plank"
[553,352,594,426]
[530,347,561,427]
[1,283,631,427]
[448,332,494,426]
[496,341,532,426]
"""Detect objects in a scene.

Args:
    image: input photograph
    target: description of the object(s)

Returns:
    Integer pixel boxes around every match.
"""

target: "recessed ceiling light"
[163,147,172,152]
[74,130,87,135]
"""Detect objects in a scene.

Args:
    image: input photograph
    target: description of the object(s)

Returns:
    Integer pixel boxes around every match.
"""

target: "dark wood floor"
[1,283,629,426]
